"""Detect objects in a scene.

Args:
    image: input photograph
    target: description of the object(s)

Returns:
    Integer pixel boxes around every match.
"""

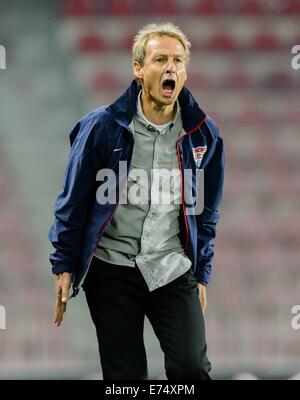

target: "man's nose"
[165,58,176,73]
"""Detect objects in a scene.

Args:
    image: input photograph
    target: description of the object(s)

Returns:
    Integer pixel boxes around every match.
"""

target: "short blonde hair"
[132,22,191,67]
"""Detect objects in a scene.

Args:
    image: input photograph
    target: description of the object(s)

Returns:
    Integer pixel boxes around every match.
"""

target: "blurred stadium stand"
[0,0,300,379]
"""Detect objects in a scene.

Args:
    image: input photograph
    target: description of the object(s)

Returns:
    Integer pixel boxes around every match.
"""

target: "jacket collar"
[106,79,206,133]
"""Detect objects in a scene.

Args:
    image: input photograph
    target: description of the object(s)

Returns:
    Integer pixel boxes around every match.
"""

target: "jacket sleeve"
[194,119,225,285]
[48,119,102,275]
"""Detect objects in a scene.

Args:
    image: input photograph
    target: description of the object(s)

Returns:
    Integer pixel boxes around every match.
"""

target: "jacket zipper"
[175,141,189,252]
[175,116,207,252]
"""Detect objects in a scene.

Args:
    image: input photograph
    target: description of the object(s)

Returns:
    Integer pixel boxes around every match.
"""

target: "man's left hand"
[197,283,207,313]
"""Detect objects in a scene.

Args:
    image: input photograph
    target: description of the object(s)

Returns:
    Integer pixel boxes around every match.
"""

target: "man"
[49,22,225,380]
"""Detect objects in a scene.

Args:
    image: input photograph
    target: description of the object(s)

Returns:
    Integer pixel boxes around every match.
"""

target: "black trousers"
[82,256,211,380]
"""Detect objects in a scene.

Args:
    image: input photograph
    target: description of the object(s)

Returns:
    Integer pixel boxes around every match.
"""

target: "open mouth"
[161,79,176,96]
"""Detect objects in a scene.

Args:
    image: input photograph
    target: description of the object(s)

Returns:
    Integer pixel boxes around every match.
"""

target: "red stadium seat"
[76,35,106,53]
[224,70,251,88]
[286,109,300,124]
[186,73,209,89]
[150,0,179,14]
[61,0,94,17]
[91,72,123,90]
[238,0,267,15]
[282,0,300,14]
[240,108,269,125]
[252,34,281,51]
[265,72,294,89]
[194,0,221,15]
[206,33,238,51]
[109,0,135,15]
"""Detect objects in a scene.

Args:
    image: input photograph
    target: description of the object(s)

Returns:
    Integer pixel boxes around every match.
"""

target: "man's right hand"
[53,272,71,327]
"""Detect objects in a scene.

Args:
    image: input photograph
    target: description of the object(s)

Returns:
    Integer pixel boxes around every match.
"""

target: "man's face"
[134,35,188,107]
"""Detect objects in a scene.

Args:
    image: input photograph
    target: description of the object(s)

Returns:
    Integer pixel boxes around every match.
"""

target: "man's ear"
[133,61,143,81]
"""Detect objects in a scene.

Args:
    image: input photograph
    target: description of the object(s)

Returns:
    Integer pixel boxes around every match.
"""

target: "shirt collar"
[136,90,180,134]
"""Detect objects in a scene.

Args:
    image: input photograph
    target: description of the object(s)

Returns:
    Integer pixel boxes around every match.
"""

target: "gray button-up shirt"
[95,91,192,291]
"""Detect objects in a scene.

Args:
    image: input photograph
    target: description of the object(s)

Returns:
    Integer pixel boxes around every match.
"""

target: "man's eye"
[156,58,164,62]
[176,58,183,63]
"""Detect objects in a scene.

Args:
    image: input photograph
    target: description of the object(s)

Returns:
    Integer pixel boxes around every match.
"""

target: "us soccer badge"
[192,146,207,168]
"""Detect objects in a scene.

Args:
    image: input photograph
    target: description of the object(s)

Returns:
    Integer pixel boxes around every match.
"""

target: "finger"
[55,283,67,304]
[202,296,207,313]
[53,300,65,326]
[56,289,62,300]
[55,280,62,297]
[201,299,205,313]
[61,287,69,304]
[53,290,68,321]
[61,276,71,304]
[53,275,65,326]
[199,293,205,313]
[53,305,63,326]
[54,291,61,319]
[53,315,63,327]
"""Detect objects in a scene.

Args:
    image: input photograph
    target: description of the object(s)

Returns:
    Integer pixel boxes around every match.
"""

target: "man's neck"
[140,90,176,125]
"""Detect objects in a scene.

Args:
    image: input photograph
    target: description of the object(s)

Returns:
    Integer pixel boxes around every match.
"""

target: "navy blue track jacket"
[48,80,225,298]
